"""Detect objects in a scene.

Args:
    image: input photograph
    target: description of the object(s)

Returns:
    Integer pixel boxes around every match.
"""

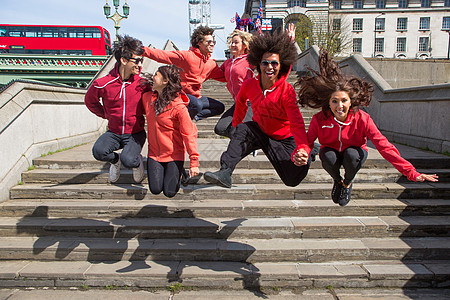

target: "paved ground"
[1,288,450,299]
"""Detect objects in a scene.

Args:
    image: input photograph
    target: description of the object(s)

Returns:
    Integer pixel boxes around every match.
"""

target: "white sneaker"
[109,158,121,183]
[132,155,145,183]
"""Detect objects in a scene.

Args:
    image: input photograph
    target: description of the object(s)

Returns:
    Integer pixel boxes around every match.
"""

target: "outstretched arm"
[415,173,439,182]
[286,23,296,41]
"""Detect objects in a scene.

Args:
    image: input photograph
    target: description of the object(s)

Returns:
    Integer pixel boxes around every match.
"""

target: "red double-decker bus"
[0,24,112,56]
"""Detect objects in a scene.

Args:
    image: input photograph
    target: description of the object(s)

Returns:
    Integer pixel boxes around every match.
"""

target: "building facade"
[244,0,450,59]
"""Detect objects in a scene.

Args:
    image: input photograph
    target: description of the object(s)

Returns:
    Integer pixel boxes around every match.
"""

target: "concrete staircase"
[1,74,450,292]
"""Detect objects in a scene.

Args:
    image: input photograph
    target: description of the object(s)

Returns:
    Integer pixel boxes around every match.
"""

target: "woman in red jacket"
[142,65,200,198]
[295,50,438,206]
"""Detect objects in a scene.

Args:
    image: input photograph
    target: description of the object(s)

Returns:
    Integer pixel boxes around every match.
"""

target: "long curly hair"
[113,34,144,61]
[247,31,297,77]
[190,25,214,48]
[141,65,183,114]
[296,49,373,117]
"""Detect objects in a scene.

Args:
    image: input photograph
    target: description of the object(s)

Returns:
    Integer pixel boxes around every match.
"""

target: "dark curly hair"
[247,31,297,77]
[296,49,373,118]
[141,65,183,114]
[113,34,144,61]
[190,25,214,48]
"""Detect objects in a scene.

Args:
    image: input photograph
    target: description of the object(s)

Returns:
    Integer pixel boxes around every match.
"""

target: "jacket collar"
[256,66,290,96]
[190,46,211,62]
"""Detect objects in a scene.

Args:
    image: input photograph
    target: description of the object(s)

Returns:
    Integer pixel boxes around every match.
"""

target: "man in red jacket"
[142,25,226,121]
[85,35,147,183]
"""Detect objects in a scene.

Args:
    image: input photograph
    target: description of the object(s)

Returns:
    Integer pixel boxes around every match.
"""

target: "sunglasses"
[261,60,279,67]
[128,57,144,64]
[205,40,217,45]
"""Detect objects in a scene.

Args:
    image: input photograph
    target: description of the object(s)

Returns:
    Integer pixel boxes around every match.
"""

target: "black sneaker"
[204,168,232,188]
[181,172,203,186]
[331,180,342,204]
[338,184,352,207]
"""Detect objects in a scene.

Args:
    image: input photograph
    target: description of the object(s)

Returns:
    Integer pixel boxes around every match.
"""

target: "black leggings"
[319,146,368,186]
[187,94,225,120]
[214,102,253,138]
[147,158,184,198]
[220,121,311,187]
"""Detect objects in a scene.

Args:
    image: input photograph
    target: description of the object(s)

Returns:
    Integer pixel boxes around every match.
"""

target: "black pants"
[147,158,184,198]
[92,130,146,168]
[319,146,368,185]
[214,102,253,138]
[220,121,311,187]
[187,94,225,120]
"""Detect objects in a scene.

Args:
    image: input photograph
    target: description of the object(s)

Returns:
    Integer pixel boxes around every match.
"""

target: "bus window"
[42,27,58,38]
[59,27,68,38]
[68,28,84,38]
[0,27,7,37]
[85,28,101,38]
[9,27,24,37]
[25,27,42,37]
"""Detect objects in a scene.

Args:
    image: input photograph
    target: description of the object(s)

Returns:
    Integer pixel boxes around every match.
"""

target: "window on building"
[421,0,430,7]
[443,17,450,30]
[375,37,384,52]
[376,0,385,8]
[397,18,408,30]
[288,0,306,7]
[375,18,385,31]
[397,37,407,51]
[333,0,342,9]
[398,0,408,7]
[353,18,363,31]
[332,19,341,31]
[419,17,430,30]
[353,38,362,52]
[354,0,363,8]
[419,36,429,51]
[445,0,450,7]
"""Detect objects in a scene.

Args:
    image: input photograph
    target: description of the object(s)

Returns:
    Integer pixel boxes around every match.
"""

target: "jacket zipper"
[121,82,127,135]
[338,124,343,152]
[154,110,161,161]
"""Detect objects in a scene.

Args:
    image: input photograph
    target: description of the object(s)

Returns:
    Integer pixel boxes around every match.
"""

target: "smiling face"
[120,54,143,80]
[198,34,215,55]
[329,91,352,122]
[260,52,280,88]
[230,35,246,58]
[151,71,168,94]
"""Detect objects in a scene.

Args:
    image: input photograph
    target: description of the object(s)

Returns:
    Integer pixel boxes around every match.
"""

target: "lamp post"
[373,12,385,58]
[103,0,130,42]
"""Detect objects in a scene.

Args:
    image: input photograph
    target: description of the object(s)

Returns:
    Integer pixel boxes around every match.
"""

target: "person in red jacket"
[142,65,200,198]
[85,35,147,184]
[214,29,255,138]
[204,31,312,188]
[295,49,438,206]
[142,26,226,121]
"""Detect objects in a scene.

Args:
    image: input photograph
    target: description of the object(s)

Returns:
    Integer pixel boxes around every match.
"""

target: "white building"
[244,0,450,59]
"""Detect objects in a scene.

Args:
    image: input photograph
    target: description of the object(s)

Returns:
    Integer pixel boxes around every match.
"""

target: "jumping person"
[214,29,255,138]
[295,49,438,206]
[85,35,146,183]
[142,26,226,121]
[204,31,311,188]
[141,65,200,198]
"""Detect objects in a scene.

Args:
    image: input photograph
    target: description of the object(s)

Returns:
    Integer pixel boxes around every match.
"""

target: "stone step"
[9,182,450,201]
[20,168,450,185]
[3,215,449,239]
[1,199,449,219]
[0,260,448,289]
[0,236,448,262]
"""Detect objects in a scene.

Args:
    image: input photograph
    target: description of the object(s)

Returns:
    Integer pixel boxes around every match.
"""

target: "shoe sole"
[204,173,231,188]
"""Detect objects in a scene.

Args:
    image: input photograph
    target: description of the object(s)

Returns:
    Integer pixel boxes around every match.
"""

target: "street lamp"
[373,12,385,58]
[103,0,130,42]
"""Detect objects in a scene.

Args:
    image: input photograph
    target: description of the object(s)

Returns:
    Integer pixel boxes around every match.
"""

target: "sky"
[0,0,246,59]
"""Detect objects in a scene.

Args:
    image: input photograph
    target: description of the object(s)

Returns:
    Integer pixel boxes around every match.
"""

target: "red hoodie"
[84,63,146,135]
[143,46,226,98]
[233,72,310,156]
[307,109,421,181]
[219,54,254,101]
[142,91,199,168]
